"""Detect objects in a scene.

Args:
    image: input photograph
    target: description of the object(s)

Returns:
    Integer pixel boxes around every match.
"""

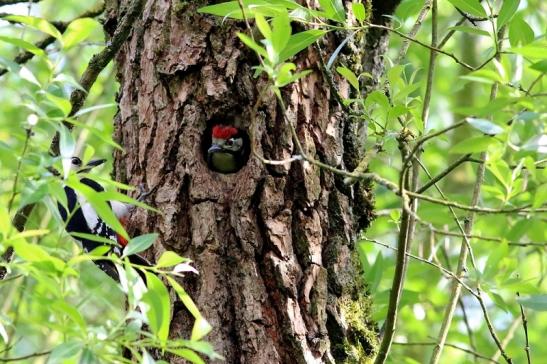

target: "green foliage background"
[0,0,545,363]
[0,1,215,363]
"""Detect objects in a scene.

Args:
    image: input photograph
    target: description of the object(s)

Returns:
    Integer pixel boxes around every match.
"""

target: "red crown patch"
[212,125,238,139]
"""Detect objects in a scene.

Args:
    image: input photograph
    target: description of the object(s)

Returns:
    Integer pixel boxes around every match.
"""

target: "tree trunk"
[108,0,398,362]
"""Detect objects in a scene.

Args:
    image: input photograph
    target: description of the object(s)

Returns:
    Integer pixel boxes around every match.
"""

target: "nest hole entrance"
[201,120,250,174]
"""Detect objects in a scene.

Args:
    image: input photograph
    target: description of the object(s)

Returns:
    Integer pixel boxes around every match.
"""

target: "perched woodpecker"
[57,156,150,280]
[207,124,248,173]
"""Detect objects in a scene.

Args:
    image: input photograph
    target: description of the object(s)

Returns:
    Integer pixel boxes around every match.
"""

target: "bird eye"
[226,138,234,146]
[71,157,81,166]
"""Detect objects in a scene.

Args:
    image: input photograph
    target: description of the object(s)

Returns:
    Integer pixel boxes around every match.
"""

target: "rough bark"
[109,0,398,362]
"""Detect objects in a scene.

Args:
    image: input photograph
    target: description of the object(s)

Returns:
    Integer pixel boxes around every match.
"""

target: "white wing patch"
[77,192,117,241]
[111,201,130,219]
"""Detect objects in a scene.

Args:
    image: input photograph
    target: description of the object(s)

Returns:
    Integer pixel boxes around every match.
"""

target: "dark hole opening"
[201,119,250,174]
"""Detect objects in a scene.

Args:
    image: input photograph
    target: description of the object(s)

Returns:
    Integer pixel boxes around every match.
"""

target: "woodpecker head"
[70,156,106,173]
[207,124,247,173]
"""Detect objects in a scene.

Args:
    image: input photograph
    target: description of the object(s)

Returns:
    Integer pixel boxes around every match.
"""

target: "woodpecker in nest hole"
[57,156,151,281]
[207,124,248,174]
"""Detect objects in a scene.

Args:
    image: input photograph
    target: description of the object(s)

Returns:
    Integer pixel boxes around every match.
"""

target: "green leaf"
[5,15,63,40]
[466,117,505,135]
[509,15,535,47]
[0,322,8,343]
[533,184,547,209]
[352,2,366,22]
[45,92,71,116]
[510,42,547,59]
[73,103,116,117]
[0,35,46,56]
[365,90,390,110]
[446,0,486,17]
[169,349,205,364]
[497,0,520,29]
[167,276,203,320]
[518,294,547,311]
[123,233,158,257]
[237,33,268,58]
[46,341,82,363]
[271,12,291,56]
[156,251,188,268]
[142,272,171,343]
[70,232,117,246]
[460,69,504,84]
[483,242,509,280]
[447,25,490,37]
[254,14,272,39]
[318,0,346,21]
[98,190,158,212]
[337,66,359,91]
[191,317,213,342]
[530,60,547,73]
[18,66,41,86]
[278,30,326,63]
[198,1,297,19]
[450,136,494,154]
[62,18,100,49]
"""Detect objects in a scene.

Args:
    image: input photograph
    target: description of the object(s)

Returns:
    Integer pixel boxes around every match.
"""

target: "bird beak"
[86,158,107,167]
[207,144,223,154]
[79,158,106,173]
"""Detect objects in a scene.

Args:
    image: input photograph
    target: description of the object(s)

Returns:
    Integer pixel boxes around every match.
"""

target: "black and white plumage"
[57,157,150,280]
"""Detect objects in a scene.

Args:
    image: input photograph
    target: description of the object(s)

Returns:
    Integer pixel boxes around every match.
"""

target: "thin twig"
[425,227,546,247]
[491,317,521,362]
[517,292,532,364]
[367,23,475,70]
[417,154,471,194]
[396,0,432,63]
[394,341,500,363]
[362,237,478,297]
[0,350,51,362]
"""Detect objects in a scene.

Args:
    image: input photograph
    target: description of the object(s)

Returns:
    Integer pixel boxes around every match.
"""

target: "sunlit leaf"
[518,295,547,311]
[123,233,158,257]
[446,0,486,17]
[447,25,490,37]
[352,2,366,22]
[509,15,535,47]
[0,35,46,56]
[497,0,520,29]
[466,117,505,135]
[62,18,100,49]
[278,30,326,62]
[337,66,359,91]
[450,136,495,154]
[142,272,171,343]
[318,0,345,21]
[156,251,188,268]
[5,15,63,40]
[46,341,82,363]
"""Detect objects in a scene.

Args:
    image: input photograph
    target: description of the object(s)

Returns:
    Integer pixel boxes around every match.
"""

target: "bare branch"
[417,154,471,194]
[0,351,51,362]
